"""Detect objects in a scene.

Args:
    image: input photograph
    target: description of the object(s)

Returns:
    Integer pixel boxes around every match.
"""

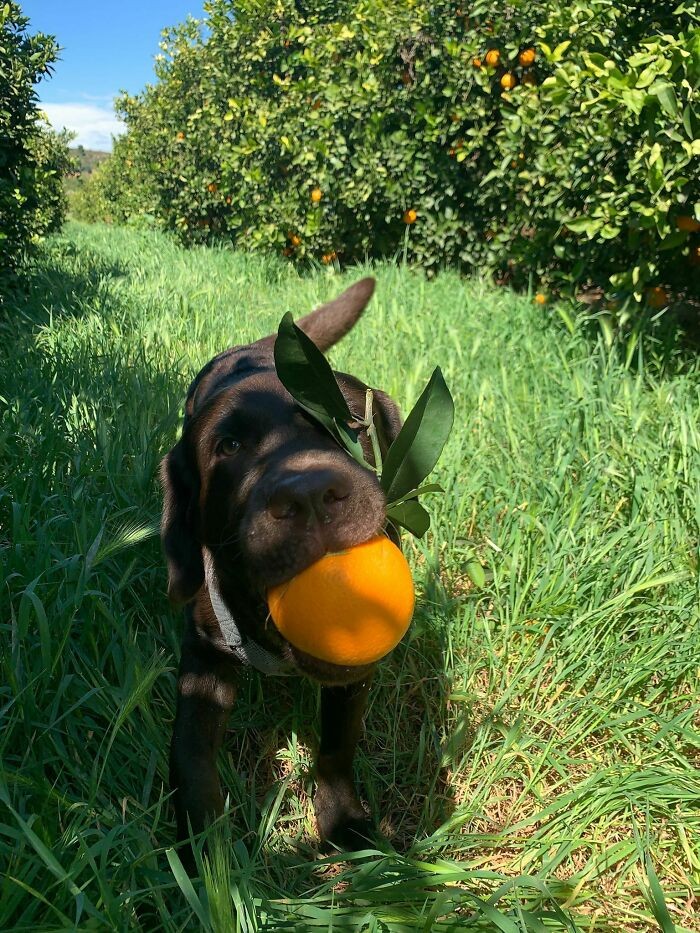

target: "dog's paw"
[314,783,375,852]
[320,814,376,853]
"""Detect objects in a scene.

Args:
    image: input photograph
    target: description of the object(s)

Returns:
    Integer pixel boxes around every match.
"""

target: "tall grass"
[1,222,698,931]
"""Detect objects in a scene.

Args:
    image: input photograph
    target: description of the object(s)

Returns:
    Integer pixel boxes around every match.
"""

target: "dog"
[160,277,405,859]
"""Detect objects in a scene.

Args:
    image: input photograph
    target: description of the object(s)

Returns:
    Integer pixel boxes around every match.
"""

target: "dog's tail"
[295,277,375,352]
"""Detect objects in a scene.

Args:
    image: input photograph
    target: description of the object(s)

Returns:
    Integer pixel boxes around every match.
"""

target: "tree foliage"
[0,2,70,288]
[0,2,71,294]
[78,0,700,307]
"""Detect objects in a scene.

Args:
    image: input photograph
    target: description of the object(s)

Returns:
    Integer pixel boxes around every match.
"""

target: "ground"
[1,222,698,931]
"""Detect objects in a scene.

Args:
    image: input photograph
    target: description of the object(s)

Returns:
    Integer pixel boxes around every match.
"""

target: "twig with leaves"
[274,313,455,538]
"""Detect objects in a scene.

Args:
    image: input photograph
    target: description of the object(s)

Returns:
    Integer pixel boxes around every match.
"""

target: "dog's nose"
[267,470,351,526]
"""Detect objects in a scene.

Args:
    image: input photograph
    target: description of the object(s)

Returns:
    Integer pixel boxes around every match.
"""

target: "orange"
[288,232,302,246]
[207,183,218,193]
[534,292,547,305]
[472,57,482,68]
[519,48,536,67]
[676,215,700,233]
[311,187,322,203]
[267,537,414,666]
[176,131,185,140]
[646,286,668,309]
[403,208,417,224]
[485,49,500,67]
[501,73,517,90]
[225,196,232,205]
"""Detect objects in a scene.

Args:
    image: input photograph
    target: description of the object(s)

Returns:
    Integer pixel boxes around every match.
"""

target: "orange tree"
[0,2,70,294]
[96,0,699,309]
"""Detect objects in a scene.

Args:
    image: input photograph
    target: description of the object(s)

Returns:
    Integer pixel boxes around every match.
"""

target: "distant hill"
[65,147,110,192]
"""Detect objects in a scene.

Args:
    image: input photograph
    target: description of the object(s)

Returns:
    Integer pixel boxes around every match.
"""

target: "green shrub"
[0,2,70,294]
[106,0,699,308]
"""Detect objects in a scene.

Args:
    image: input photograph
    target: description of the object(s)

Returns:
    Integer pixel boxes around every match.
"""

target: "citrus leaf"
[389,482,444,506]
[273,312,369,468]
[334,417,370,468]
[386,500,431,537]
[652,81,678,119]
[381,367,454,503]
[274,312,354,423]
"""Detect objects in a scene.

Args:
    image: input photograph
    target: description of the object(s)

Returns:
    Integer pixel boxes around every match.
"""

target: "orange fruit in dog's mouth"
[267,536,414,666]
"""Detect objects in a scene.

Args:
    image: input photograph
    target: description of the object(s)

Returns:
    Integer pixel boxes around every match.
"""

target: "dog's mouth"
[208,488,391,681]
[248,512,387,590]
[285,644,375,686]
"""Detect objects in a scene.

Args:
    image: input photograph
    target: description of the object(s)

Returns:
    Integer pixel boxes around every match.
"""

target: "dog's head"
[160,277,402,681]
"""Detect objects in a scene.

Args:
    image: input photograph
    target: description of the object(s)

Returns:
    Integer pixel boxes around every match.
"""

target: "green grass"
[1,221,699,931]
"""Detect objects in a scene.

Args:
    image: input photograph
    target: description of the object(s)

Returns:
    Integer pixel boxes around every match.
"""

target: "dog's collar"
[202,548,293,676]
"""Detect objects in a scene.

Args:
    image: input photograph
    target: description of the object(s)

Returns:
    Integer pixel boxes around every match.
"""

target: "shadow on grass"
[1,239,128,333]
[0,238,192,929]
[210,564,460,896]
[564,297,700,380]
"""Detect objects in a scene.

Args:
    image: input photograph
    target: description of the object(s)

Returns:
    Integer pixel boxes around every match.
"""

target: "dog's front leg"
[170,630,236,857]
[315,677,373,850]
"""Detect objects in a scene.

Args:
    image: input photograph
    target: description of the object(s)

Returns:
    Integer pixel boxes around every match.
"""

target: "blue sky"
[24,1,204,150]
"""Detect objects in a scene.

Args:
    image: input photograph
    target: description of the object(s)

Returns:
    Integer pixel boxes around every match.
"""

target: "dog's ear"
[160,439,204,605]
[295,277,376,352]
[371,389,403,458]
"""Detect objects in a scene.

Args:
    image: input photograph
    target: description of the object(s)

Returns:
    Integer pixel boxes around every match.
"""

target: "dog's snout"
[267,470,351,526]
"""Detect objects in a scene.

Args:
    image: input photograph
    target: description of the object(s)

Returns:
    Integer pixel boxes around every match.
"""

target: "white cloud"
[40,102,125,152]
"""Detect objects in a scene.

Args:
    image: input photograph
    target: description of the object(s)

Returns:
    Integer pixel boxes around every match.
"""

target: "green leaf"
[381,367,454,503]
[682,105,699,141]
[549,41,571,62]
[274,313,368,467]
[466,561,486,588]
[166,848,212,929]
[391,482,444,505]
[564,217,602,236]
[643,853,676,933]
[652,82,678,119]
[386,500,431,537]
[274,312,355,423]
[334,417,369,468]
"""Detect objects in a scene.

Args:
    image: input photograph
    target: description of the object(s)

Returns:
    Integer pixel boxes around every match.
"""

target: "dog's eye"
[216,437,240,457]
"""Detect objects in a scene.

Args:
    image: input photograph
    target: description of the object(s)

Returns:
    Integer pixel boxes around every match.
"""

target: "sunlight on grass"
[1,222,698,931]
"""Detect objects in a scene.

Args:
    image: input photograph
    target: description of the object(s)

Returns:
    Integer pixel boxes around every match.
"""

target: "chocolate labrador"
[160,277,405,859]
